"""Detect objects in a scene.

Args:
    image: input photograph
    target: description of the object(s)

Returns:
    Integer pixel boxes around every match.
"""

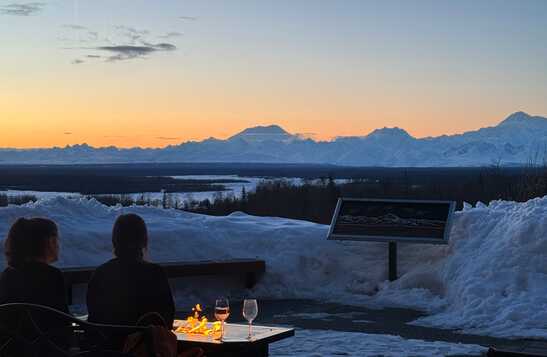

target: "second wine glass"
[242,299,258,340]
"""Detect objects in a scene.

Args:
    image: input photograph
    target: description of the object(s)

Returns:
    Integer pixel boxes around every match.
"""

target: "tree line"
[185,166,547,224]
[3,165,547,225]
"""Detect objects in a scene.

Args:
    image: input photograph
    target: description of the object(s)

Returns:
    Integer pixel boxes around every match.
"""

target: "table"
[175,323,295,357]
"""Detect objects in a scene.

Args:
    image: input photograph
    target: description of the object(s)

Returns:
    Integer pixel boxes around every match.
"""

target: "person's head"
[4,217,59,268]
[112,213,148,260]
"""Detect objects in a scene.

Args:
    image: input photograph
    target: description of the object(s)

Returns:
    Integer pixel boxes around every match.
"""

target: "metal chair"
[0,303,145,357]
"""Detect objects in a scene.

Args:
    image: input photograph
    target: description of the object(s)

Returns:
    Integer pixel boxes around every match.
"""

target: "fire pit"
[174,304,222,337]
[173,304,294,357]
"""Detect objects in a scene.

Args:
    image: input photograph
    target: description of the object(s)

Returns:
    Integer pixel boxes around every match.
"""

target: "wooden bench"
[62,259,266,305]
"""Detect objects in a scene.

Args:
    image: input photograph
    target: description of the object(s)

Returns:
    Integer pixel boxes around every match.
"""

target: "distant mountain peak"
[498,111,532,125]
[236,124,288,135]
[367,127,413,139]
[229,124,294,142]
[65,143,93,149]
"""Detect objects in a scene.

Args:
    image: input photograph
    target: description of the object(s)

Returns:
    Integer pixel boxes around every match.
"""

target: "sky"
[1,0,546,148]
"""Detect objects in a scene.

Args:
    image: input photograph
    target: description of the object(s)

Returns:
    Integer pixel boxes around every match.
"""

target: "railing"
[62,259,266,304]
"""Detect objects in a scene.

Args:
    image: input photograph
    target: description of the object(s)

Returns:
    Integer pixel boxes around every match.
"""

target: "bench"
[62,259,266,305]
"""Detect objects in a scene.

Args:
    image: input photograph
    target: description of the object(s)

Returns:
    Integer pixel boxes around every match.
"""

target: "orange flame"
[174,304,222,336]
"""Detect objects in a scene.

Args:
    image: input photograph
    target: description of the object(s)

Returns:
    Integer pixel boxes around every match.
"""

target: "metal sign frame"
[327,198,456,245]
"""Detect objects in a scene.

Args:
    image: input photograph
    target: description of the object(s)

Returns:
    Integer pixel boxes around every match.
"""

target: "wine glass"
[214,298,230,341]
[242,299,258,340]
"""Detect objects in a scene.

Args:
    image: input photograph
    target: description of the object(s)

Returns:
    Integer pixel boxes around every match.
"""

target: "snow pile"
[271,329,486,357]
[1,196,547,338]
[413,198,547,338]
[0,197,446,305]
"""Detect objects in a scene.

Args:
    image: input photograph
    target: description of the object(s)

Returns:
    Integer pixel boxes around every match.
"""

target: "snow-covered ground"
[2,190,78,199]
[271,329,486,356]
[170,175,263,201]
[1,196,547,342]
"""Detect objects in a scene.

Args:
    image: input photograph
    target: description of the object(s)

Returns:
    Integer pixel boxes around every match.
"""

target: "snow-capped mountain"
[1,112,546,166]
[228,125,296,143]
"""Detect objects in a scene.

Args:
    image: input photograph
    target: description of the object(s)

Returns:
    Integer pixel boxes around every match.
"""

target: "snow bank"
[1,196,546,338]
[412,198,547,338]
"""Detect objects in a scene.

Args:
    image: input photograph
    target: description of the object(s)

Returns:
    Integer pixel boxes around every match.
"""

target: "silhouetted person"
[86,213,175,329]
[0,218,70,356]
[0,217,68,313]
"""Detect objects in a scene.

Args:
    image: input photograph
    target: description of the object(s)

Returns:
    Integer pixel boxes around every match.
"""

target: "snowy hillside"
[1,196,547,339]
[1,112,547,166]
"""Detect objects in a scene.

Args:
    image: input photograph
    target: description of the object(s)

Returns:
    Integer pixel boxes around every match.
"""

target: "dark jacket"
[0,262,69,313]
[86,258,175,328]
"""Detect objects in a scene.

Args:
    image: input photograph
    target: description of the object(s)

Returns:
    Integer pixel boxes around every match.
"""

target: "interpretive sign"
[328,198,455,244]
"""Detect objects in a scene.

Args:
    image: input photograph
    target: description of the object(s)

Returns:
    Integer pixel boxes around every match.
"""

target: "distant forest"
[4,165,546,225]
[186,166,547,224]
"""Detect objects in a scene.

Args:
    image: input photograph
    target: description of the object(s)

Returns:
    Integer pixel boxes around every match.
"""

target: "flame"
[175,304,222,336]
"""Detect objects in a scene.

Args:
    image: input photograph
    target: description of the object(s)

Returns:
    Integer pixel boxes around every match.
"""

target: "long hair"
[4,217,58,268]
[112,214,148,260]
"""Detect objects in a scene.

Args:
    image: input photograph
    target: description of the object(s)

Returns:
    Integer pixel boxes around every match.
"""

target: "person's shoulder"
[43,263,62,273]
[17,263,66,285]
[0,266,17,281]
[0,266,16,275]
[20,262,63,277]
[97,258,118,268]
[139,261,167,276]
[38,264,66,284]
[93,258,118,273]
[141,260,163,271]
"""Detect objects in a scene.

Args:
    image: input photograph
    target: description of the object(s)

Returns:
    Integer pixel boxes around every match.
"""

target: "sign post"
[388,242,397,281]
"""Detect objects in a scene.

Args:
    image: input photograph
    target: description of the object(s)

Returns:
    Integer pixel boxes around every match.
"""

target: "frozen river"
[2,175,349,204]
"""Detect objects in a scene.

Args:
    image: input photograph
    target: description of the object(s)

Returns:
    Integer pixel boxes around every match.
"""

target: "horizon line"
[0,110,540,150]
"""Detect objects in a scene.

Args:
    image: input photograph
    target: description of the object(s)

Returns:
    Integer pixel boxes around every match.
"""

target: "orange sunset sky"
[1,0,546,148]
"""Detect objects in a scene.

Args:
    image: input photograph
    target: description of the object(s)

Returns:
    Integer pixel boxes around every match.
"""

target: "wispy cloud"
[62,24,87,30]
[0,2,44,16]
[159,31,183,39]
[115,25,150,44]
[87,31,99,40]
[61,23,180,63]
[60,24,99,43]
[156,136,181,141]
[95,43,176,61]
[141,42,176,51]
[179,16,197,21]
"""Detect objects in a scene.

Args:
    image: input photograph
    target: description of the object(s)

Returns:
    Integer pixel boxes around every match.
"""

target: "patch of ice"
[273,312,364,321]
[270,329,486,356]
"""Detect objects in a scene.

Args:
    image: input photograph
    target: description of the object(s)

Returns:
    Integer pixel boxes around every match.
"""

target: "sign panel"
[327,198,455,244]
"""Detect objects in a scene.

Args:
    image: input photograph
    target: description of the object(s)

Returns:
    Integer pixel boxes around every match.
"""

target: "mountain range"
[2,112,547,167]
